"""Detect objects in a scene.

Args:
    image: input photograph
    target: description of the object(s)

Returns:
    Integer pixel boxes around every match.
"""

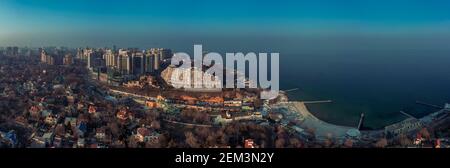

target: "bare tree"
[128,136,139,148]
[397,134,412,147]
[289,138,303,148]
[206,135,217,147]
[150,120,161,130]
[375,138,388,148]
[55,124,66,137]
[419,128,431,139]
[343,139,353,148]
[275,138,286,148]
[185,131,200,148]
[108,122,121,138]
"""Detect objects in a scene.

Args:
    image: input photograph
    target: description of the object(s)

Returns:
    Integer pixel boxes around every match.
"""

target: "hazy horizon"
[1,0,450,53]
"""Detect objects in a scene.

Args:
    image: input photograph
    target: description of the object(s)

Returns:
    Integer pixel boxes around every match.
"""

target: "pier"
[303,100,333,104]
[416,101,443,109]
[357,113,365,130]
[399,110,417,119]
[283,88,299,92]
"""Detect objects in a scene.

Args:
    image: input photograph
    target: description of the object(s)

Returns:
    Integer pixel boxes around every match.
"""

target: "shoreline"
[280,89,449,141]
[277,101,357,140]
[104,81,447,141]
[283,90,449,130]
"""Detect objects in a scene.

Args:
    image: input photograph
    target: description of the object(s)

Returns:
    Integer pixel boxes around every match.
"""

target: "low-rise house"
[244,139,256,148]
[64,117,77,127]
[64,106,76,114]
[116,110,128,120]
[77,122,88,136]
[29,105,41,118]
[15,116,28,126]
[45,115,57,125]
[42,132,54,146]
[53,136,63,148]
[123,80,141,88]
[116,108,132,121]
[146,132,160,144]
[242,105,254,111]
[0,130,17,148]
[89,143,100,148]
[145,100,157,108]
[77,102,84,111]
[214,115,232,125]
[95,128,106,141]
[253,112,263,118]
[224,100,242,107]
[414,133,424,146]
[66,95,75,104]
[77,138,85,148]
[136,127,150,142]
[88,105,96,114]
[41,110,52,118]
[30,137,46,148]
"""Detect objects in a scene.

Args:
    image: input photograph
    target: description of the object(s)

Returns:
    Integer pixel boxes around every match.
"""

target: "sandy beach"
[281,101,356,140]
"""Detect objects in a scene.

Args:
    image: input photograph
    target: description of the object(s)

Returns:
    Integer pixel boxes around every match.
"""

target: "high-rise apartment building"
[154,53,160,70]
[118,49,132,75]
[132,51,145,75]
[6,47,19,57]
[63,54,73,65]
[41,49,64,65]
[104,49,117,67]
[86,49,104,69]
[160,48,172,60]
[144,52,155,73]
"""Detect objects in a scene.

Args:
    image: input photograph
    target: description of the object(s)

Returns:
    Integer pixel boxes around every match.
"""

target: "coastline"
[279,90,449,141]
[277,101,356,140]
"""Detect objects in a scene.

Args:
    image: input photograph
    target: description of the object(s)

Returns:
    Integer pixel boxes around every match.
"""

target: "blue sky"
[1,0,450,50]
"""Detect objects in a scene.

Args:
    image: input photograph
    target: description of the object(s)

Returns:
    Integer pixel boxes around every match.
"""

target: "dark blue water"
[166,35,450,129]
[280,49,450,128]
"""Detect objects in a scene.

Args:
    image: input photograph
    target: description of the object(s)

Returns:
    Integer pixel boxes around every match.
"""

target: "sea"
[280,49,450,129]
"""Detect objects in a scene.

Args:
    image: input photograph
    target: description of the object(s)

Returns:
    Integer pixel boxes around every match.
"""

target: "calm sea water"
[169,37,449,129]
[280,49,450,129]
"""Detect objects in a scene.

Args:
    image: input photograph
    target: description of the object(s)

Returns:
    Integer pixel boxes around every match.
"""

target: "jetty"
[303,100,333,104]
[283,88,299,92]
[399,110,417,119]
[357,113,365,130]
[416,101,443,109]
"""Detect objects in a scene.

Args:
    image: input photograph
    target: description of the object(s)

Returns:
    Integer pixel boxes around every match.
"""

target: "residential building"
[132,51,145,75]
[144,52,155,72]
[104,49,117,67]
[244,139,255,148]
[136,127,150,142]
[118,49,132,75]
[6,46,19,57]
[63,54,73,65]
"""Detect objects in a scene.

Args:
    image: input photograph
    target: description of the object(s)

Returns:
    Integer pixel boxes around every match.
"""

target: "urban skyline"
[1,0,450,52]
[1,1,450,166]
[1,0,450,151]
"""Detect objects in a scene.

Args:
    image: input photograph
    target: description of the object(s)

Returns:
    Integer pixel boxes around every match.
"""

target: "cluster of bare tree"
[180,108,211,125]
[274,126,304,148]
[153,121,306,148]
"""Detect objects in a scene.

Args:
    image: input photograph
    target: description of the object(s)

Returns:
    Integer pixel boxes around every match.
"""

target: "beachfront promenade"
[277,101,356,140]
